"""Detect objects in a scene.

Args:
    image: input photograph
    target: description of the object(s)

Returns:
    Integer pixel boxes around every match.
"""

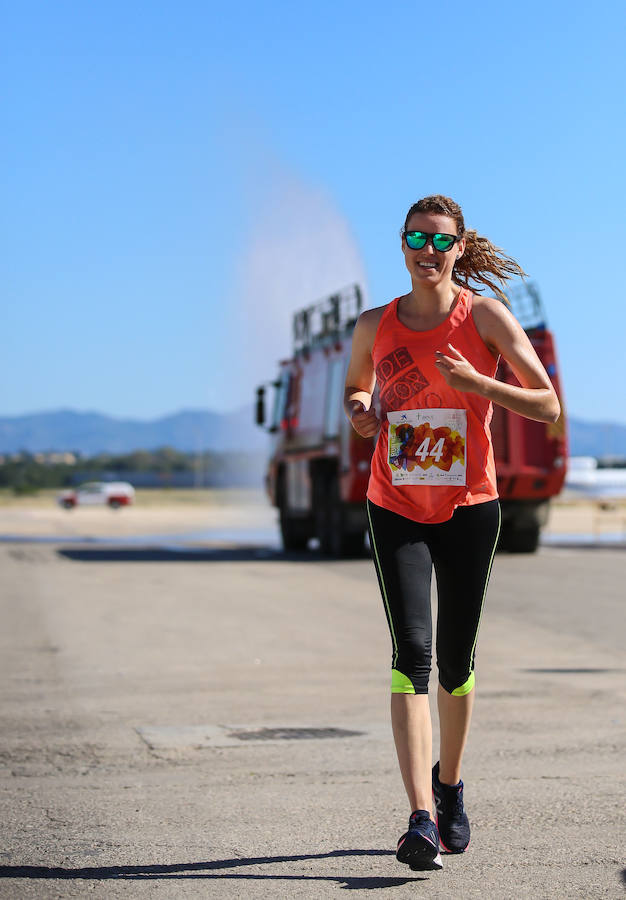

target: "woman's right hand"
[343,309,384,438]
[349,401,381,438]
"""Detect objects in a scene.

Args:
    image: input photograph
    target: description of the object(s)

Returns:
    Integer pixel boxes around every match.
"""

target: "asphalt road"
[0,538,624,899]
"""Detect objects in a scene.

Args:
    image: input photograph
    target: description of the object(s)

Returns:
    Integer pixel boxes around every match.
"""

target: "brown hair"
[402,195,526,303]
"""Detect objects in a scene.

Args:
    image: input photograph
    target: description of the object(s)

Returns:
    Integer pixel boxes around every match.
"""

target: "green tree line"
[0,448,223,494]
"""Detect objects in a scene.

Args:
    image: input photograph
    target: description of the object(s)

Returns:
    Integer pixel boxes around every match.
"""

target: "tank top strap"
[384,297,401,324]
[451,288,471,325]
[373,298,401,349]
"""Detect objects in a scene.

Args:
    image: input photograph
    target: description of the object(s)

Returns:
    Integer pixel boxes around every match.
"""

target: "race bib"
[387,409,467,486]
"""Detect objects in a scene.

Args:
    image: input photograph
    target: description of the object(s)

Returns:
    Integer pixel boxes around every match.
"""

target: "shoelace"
[410,813,431,827]
[439,784,464,818]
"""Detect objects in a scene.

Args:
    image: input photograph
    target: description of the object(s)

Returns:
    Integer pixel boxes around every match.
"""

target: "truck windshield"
[324,357,345,438]
[272,372,290,431]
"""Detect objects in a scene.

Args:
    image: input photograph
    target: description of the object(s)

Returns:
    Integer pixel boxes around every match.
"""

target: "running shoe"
[432,761,470,853]
[396,809,443,871]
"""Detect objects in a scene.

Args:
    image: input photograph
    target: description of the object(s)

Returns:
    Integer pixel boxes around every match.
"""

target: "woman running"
[344,195,560,872]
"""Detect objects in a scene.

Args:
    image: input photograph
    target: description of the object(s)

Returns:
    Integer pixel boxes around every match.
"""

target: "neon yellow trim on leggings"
[366,500,398,669]
[391,669,416,694]
[451,671,475,696]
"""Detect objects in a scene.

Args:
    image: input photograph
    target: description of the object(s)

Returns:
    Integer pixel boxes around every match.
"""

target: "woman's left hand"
[434,344,482,393]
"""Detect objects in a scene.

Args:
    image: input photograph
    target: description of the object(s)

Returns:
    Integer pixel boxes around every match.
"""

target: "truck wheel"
[501,523,540,553]
[109,499,122,509]
[279,510,311,551]
[317,475,364,558]
[498,500,547,553]
[277,473,312,551]
[62,499,74,510]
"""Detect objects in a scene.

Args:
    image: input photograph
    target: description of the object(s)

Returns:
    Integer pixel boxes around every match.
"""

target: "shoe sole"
[397,833,443,871]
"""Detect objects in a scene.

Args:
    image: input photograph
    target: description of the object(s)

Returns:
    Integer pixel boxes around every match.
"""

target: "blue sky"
[2,0,625,423]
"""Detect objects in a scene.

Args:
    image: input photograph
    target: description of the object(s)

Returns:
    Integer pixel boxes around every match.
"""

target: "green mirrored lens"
[432,234,455,251]
[405,232,427,249]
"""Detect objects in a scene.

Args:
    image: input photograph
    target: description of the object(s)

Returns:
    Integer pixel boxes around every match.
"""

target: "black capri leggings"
[366,498,501,696]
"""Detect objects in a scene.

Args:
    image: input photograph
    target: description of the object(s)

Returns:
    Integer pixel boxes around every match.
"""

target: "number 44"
[415,437,445,462]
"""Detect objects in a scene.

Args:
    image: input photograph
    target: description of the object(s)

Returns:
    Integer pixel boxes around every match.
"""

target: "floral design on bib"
[387,409,467,486]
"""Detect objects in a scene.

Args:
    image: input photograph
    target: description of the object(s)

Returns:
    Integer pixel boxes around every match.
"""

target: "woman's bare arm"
[434,298,561,424]
[343,308,383,437]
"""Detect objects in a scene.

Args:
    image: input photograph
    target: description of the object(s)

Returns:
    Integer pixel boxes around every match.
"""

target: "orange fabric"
[367,290,499,523]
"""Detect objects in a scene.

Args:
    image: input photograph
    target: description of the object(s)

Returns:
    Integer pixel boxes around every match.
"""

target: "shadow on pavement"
[0,849,428,889]
[55,547,369,563]
[522,667,624,674]
[539,538,626,551]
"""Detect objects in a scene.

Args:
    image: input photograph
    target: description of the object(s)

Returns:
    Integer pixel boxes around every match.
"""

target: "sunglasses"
[404,231,461,252]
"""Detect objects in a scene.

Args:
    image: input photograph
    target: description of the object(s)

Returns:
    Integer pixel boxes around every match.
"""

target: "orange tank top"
[367,289,499,524]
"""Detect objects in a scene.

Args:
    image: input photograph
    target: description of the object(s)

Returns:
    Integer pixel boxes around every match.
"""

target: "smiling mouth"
[418,262,438,269]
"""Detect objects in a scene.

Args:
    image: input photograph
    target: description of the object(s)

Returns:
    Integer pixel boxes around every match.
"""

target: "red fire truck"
[255,283,567,555]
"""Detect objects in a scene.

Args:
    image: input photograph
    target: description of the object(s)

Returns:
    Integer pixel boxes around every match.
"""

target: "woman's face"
[402,212,465,287]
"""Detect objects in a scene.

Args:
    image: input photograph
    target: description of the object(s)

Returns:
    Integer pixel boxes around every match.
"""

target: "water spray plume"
[233,169,369,396]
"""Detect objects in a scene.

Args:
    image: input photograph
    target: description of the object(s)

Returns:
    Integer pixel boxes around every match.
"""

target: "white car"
[57,481,135,510]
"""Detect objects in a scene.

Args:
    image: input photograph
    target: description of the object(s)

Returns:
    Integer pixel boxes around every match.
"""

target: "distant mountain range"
[0,408,269,455]
[0,408,625,459]
[567,418,626,459]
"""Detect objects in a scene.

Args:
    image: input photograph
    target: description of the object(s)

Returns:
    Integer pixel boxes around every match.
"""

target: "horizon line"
[0,407,625,429]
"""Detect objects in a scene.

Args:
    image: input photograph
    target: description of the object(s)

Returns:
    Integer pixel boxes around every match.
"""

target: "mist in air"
[227,165,369,403]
